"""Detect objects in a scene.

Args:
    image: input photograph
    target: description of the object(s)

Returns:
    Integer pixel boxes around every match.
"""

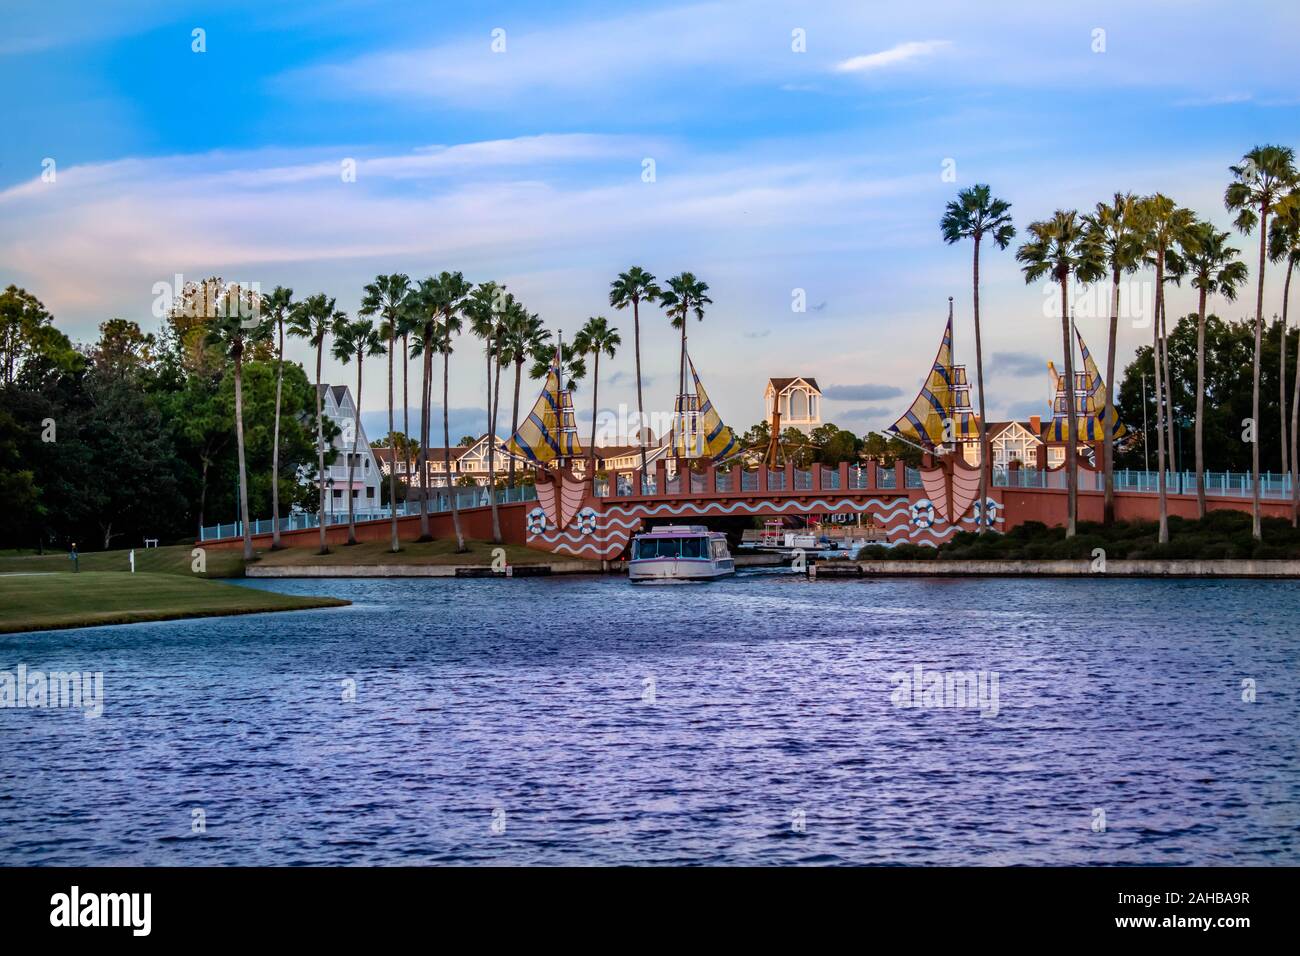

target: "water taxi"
[628,525,735,581]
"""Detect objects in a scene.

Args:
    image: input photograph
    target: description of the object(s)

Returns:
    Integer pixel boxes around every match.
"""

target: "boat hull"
[628,557,734,581]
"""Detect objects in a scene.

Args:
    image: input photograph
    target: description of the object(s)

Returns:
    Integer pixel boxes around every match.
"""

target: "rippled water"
[2,572,1298,865]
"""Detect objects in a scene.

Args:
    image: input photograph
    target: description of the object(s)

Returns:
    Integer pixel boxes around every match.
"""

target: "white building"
[764,377,822,434]
[317,384,383,515]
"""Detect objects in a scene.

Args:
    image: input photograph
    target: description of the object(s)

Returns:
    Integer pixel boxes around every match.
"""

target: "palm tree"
[500,305,551,487]
[1016,211,1101,538]
[609,267,662,475]
[406,278,444,541]
[1272,193,1300,526]
[331,318,384,545]
[431,271,473,552]
[288,293,343,554]
[260,285,295,549]
[940,185,1015,534]
[1225,145,1299,540]
[1131,195,1196,543]
[1083,194,1142,525]
[573,316,622,469]
[205,283,271,562]
[1176,222,1247,517]
[660,273,712,446]
[466,281,508,544]
[359,273,412,553]
[1269,196,1300,488]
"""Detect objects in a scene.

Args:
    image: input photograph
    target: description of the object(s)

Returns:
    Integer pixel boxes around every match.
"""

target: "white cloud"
[833,41,952,74]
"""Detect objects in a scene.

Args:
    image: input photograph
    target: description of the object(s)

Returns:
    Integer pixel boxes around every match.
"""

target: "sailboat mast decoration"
[670,356,741,462]
[506,340,587,535]
[1046,325,1125,445]
[887,299,985,526]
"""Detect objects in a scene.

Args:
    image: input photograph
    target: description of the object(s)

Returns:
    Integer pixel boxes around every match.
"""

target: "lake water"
[2,572,1298,865]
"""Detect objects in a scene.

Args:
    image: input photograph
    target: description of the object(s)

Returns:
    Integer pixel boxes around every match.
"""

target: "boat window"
[679,537,706,559]
[637,537,680,559]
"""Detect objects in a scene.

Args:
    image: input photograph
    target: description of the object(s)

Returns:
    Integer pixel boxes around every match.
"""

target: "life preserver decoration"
[576,507,598,535]
[526,507,548,535]
[910,499,936,529]
[972,497,999,527]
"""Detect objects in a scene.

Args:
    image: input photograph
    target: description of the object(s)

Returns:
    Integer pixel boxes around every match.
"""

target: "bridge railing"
[821,466,841,490]
[200,485,539,541]
[992,467,1294,499]
[876,465,897,489]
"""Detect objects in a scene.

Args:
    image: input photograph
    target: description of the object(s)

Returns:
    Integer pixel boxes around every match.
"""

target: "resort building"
[374,434,510,489]
[962,416,1097,470]
[316,385,383,514]
[764,377,822,433]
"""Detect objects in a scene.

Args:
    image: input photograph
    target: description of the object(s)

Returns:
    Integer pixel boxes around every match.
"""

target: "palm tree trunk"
[509,359,523,488]
[1282,302,1290,477]
[402,331,412,501]
[678,313,687,452]
[486,336,501,545]
[346,353,361,545]
[271,315,284,549]
[444,346,465,551]
[388,325,399,552]
[1154,253,1169,544]
[590,350,601,469]
[1251,210,1267,540]
[1060,278,1077,537]
[972,238,988,534]
[418,330,433,541]
[1291,283,1300,526]
[1103,268,1120,525]
[234,351,254,562]
[1160,297,1177,476]
[315,339,328,554]
[634,297,647,477]
[1195,288,1208,519]
[489,352,503,544]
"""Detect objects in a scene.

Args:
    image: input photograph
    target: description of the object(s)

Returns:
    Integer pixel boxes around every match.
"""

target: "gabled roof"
[766,376,821,394]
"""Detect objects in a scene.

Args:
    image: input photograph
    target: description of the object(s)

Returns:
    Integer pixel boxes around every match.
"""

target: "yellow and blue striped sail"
[888,314,980,448]
[683,358,741,462]
[505,351,583,464]
[1044,329,1125,442]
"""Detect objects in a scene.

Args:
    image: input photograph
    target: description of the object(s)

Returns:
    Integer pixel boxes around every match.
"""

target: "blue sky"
[3,0,1298,440]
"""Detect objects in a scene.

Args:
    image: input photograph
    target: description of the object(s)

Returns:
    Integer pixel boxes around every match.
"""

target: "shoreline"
[811,558,1300,579]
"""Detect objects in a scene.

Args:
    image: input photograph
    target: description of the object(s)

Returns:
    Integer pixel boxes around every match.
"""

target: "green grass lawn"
[0,572,349,634]
[251,538,567,568]
[0,544,246,578]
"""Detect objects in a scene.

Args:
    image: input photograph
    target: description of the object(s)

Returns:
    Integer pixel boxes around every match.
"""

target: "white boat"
[628,525,735,581]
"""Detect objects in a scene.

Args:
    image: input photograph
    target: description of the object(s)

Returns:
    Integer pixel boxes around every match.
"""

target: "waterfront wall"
[830,559,1300,578]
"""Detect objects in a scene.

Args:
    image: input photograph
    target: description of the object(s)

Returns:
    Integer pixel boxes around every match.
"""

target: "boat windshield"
[635,536,709,559]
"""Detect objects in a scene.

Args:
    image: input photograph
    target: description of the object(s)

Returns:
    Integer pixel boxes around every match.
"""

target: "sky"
[3,0,1298,442]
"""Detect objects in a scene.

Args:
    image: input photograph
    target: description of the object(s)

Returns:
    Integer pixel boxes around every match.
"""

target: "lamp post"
[326,476,335,523]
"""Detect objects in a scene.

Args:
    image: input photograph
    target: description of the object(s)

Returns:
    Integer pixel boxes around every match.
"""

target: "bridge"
[203,459,1297,558]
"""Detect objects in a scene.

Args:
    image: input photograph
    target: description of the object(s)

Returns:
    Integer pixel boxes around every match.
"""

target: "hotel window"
[1048,447,1065,466]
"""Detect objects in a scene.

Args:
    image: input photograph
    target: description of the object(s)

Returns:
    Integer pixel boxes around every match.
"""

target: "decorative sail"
[505,349,583,464]
[887,312,980,449]
[688,358,741,461]
[1044,328,1125,442]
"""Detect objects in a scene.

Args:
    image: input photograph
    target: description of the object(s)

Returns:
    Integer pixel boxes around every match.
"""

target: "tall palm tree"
[288,293,343,554]
[1176,222,1248,518]
[406,278,444,541]
[573,316,622,469]
[1083,194,1142,525]
[1269,196,1300,491]
[205,284,270,563]
[609,267,662,475]
[500,305,551,487]
[359,273,412,553]
[466,281,508,544]
[1016,211,1102,538]
[1272,193,1300,526]
[430,271,473,552]
[331,318,384,546]
[1225,144,1299,540]
[660,273,712,453]
[940,185,1015,534]
[1132,195,1196,543]
[260,285,295,549]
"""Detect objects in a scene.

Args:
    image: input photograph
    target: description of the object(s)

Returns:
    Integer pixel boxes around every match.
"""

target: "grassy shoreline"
[0,572,348,634]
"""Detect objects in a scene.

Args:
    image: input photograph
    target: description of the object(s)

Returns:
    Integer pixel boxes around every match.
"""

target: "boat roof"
[636,525,720,536]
